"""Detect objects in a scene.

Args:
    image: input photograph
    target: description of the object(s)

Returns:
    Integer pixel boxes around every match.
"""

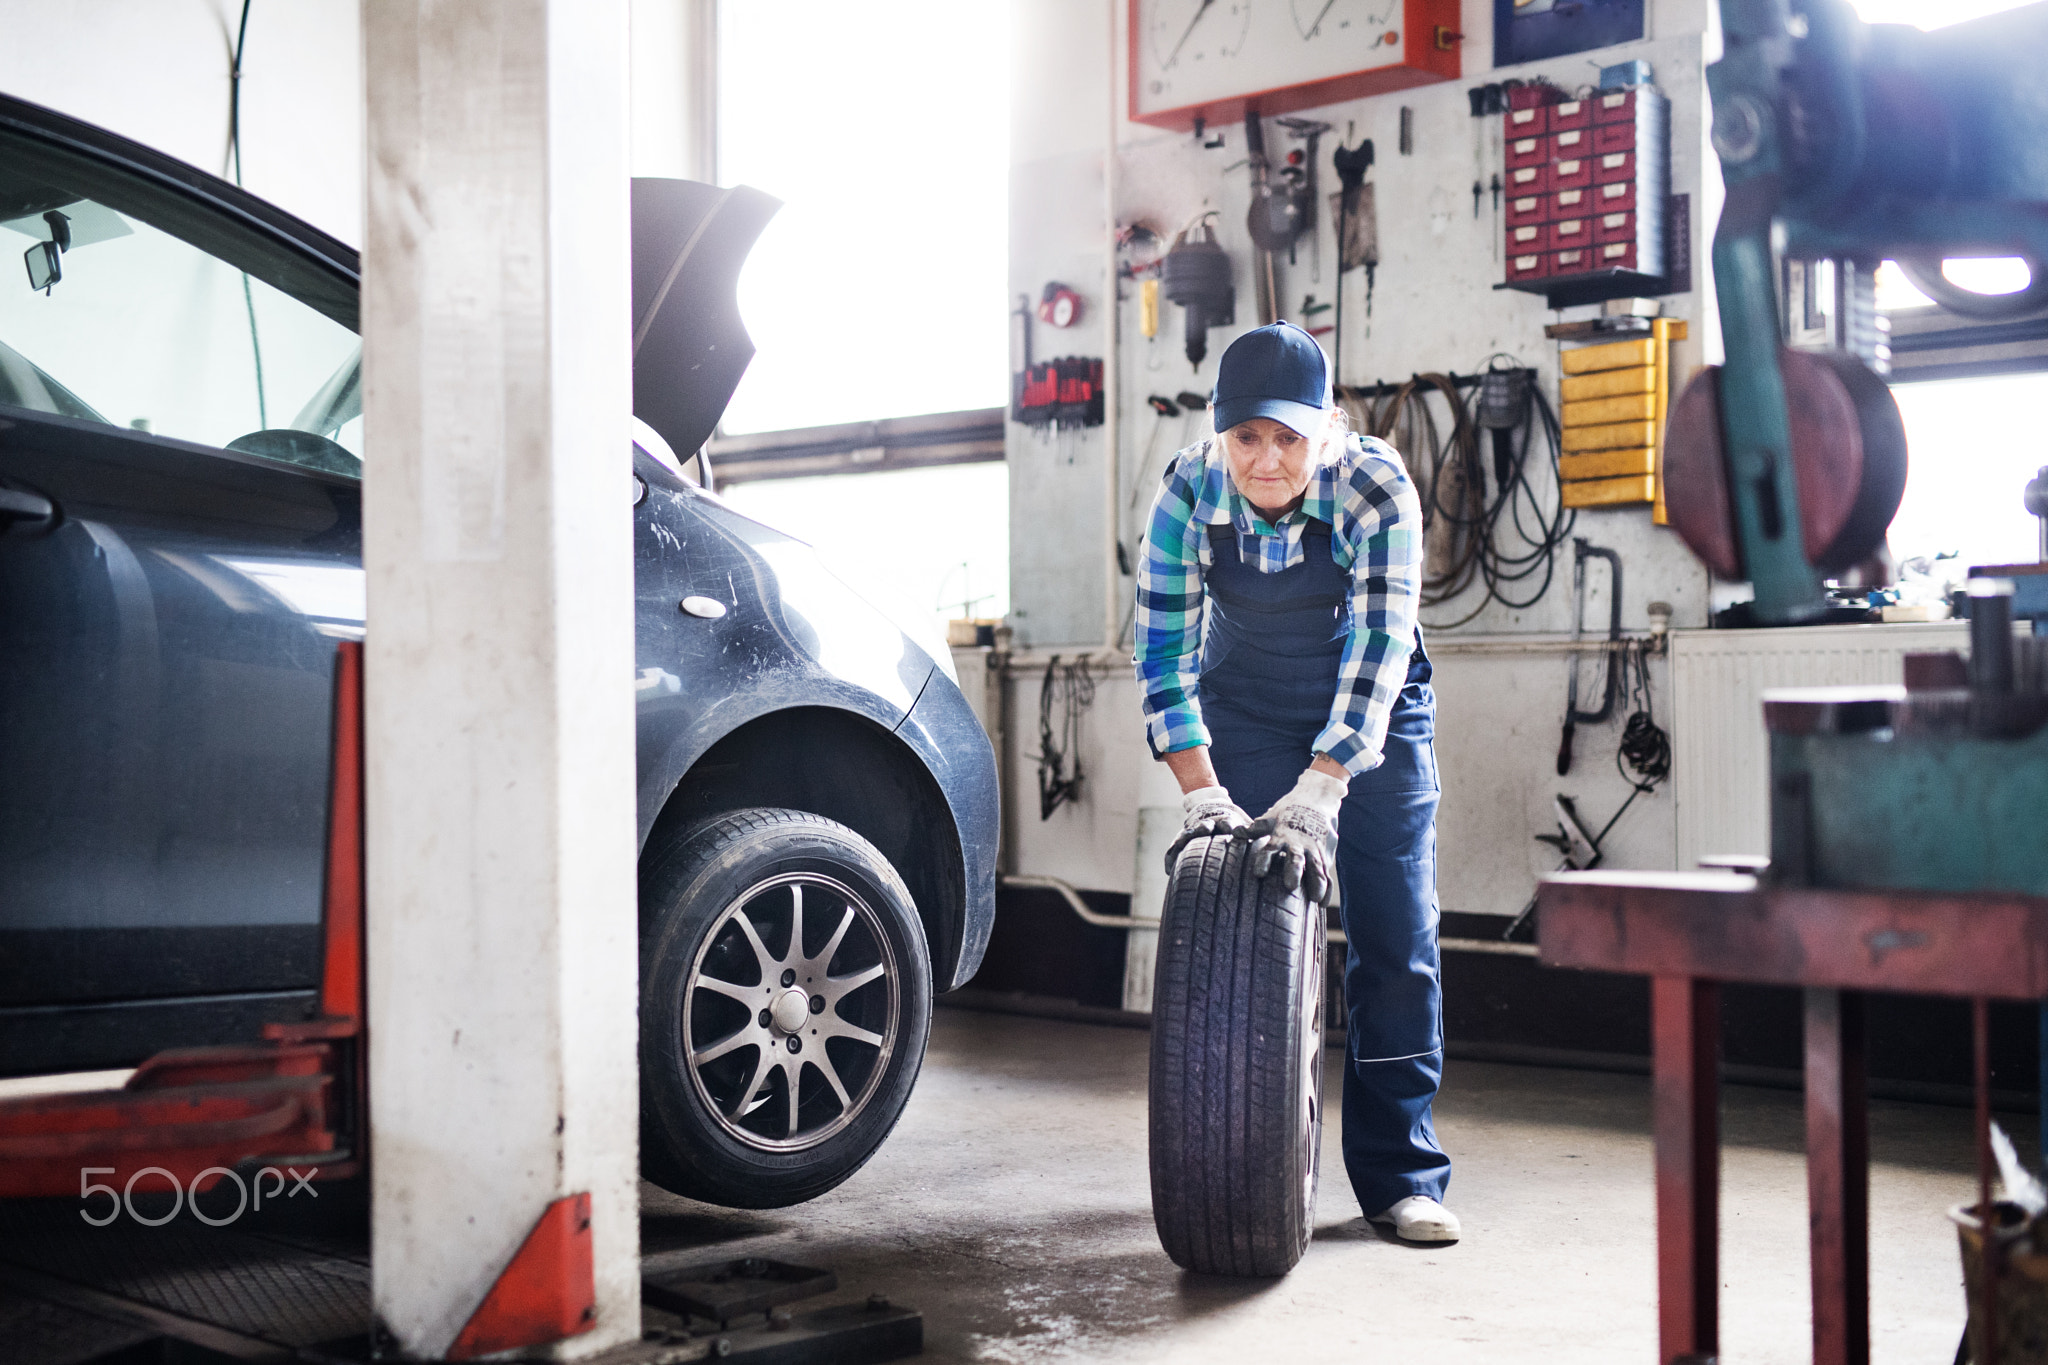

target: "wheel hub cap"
[681,873,901,1152]
[770,987,810,1034]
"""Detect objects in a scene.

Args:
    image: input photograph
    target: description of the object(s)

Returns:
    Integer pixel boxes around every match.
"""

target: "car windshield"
[0,127,362,476]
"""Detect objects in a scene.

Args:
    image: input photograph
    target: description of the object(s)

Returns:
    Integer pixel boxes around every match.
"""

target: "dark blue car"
[0,94,997,1208]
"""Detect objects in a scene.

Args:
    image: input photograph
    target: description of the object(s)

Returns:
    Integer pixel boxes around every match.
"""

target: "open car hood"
[631,178,780,463]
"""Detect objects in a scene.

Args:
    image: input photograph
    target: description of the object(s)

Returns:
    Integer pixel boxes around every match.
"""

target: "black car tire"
[639,807,932,1209]
[1148,834,1325,1276]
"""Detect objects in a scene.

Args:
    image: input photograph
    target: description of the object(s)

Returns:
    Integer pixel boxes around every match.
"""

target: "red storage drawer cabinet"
[1593,89,1637,123]
[1551,127,1591,160]
[1594,178,1637,213]
[1506,134,1549,168]
[1592,121,1638,155]
[1498,83,1667,295]
[1593,210,1635,243]
[1550,98,1591,130]
[1547,217,1592,250]
[1595,241,1638,270]
[1593,150,1635,183]
[1506,104,1547,135]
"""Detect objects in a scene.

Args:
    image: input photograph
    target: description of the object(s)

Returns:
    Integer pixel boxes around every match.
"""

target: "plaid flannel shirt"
[1132,431,1423,775]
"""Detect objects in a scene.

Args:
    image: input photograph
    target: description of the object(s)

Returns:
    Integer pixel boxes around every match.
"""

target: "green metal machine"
[1670,0,2048,896]
[1673,0,2048,1148]
[1690,0,2048,625]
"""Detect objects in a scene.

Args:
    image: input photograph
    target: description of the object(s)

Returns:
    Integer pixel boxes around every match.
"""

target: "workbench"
[1537,869,2048,1365]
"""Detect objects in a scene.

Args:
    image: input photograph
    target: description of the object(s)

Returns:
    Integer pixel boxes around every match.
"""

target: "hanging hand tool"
[1174,389,1210,450]
[1556,538,1622,776]
[1298,294,1333,338]
[1242,111,1298,325]
[1121,395,1186,575]
[1132,394,1181,501]
[1276,116,1332,282]
[1160,212,1235,370]
[1475,365,1531,494]
[1329,136,1376,387]
[1468,88,1487,218]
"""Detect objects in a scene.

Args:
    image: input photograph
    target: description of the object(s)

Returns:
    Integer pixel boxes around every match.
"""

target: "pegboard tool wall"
[1005,0,1723,647]
[996,0,1723,918]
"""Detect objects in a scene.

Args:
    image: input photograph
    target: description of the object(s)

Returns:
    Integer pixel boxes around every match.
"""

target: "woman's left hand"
[1242,766,1347,907]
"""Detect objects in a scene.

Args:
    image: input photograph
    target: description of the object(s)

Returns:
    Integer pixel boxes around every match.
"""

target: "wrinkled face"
[1218,415,1316,518]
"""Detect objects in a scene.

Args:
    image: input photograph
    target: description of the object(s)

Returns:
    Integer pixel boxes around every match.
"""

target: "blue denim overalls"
[1199,519,1450,1215]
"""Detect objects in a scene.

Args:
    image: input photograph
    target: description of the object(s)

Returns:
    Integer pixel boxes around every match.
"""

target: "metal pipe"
[983,635,1659,675]
[1003,872,1539,956]
[1001,873,1155,929]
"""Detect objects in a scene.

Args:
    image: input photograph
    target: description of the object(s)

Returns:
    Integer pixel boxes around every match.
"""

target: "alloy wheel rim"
[1300,914,1325,1224]
[682,872,900,1152]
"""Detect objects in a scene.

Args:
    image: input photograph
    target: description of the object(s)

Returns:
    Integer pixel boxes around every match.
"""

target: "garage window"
[713,0,1008,437]
[708,0,1011,637]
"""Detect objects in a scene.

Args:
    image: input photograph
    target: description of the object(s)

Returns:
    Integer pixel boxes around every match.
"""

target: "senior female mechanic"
[1132,321,1456,1244]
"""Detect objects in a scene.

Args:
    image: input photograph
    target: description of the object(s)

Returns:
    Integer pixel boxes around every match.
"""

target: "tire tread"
[1148,836,1321,1276]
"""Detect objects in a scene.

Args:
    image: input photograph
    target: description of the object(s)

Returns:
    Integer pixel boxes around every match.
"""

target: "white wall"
[1003,0,1726,912]
[1,1,365,246]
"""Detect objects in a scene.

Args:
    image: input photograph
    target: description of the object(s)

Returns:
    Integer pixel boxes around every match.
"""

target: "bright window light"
[716,1,1009,435]
[721,463,1010,637]
[1871,260,1932,311]
[1940,258,2034,295]
[1873,258,2033,311]
[1843,0,2037,26]
[1885,372,2048,571]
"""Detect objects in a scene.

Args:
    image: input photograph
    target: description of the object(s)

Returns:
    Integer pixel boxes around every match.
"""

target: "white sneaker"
[1369,1195,1461,1243]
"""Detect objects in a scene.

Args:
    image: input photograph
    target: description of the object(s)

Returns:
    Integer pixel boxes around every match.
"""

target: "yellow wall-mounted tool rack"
[1555,318,1686,519]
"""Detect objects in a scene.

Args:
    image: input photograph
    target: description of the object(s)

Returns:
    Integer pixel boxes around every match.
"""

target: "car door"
[0,102,365,1074]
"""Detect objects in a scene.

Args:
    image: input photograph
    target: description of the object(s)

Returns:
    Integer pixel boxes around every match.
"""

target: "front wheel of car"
[639,807,932,1208]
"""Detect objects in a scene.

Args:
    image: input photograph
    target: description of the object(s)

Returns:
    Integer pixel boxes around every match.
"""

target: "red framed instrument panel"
[1127,0,1463,133]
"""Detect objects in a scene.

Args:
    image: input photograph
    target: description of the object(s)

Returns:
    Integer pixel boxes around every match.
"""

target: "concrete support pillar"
[362,3,639,1358]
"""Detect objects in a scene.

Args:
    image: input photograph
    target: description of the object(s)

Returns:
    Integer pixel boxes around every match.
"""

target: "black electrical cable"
[1575,640,1671,853]
[1502,639,1668,946]
[1341,357,1576,630]
[1036,655,1096,820]
[1613,640,1671,792]
[228,0,267,429]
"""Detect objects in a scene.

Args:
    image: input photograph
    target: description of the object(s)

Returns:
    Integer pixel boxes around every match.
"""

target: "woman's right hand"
[1164,786,1251,873]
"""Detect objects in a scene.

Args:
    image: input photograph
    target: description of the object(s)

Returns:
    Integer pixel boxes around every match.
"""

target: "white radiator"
[1670,621,1968,869]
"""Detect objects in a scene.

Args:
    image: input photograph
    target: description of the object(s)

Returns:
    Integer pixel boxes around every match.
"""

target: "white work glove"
[1244,767,1347,907]
[1164,786,1252,872]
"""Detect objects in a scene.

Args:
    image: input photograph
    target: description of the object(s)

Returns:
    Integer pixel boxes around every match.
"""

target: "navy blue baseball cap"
[1212,322,1329,437]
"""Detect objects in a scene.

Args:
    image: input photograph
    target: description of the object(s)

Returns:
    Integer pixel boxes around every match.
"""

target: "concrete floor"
[641,1006,1997,1364]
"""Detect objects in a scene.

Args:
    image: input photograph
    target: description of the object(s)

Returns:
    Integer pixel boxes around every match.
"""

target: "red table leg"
[1653,975,1720,1365]
[1806,988,1869,1365]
